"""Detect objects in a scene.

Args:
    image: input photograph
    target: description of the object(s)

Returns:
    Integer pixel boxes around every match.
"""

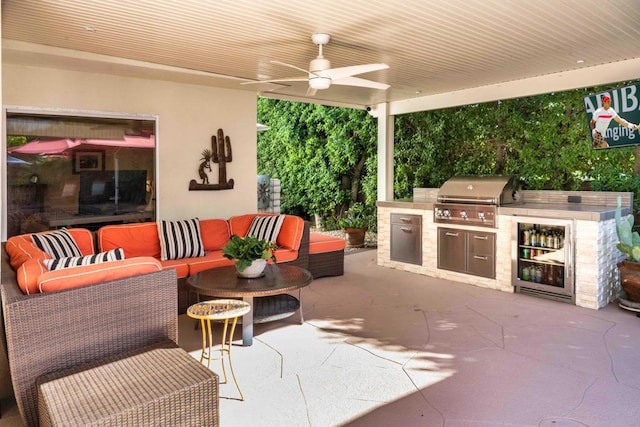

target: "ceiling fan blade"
[241,76,308,85]
[306,87,318,97]
[271,60,312,75]
[332,76,390,90]
[327,63,389,80]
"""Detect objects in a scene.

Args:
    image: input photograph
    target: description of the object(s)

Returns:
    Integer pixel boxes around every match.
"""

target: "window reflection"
[6,113,156,237]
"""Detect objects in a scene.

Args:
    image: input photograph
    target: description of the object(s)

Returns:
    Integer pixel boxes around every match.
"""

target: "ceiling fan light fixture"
[308,56,331,89]
[309,76,331,90]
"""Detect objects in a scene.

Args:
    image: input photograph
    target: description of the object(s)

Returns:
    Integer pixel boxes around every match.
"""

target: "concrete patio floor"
[1,249,638,426]
[180,250,640,427]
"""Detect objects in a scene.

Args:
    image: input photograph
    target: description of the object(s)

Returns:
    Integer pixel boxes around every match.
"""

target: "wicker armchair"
[1,247,218,427]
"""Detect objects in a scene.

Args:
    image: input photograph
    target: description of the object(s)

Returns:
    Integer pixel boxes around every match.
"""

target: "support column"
[375,103,394,201]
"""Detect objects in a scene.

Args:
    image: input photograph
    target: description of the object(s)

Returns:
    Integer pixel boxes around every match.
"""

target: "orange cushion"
[38,257,162,293]
[199,219,230,251]
[272,248,299,263]
[228,214,259,237]
[67,228,96,256]
[187,251,235,275]
[6,235,50,270]
[158,259,190,278]
[7,229,94,269]
[309,233,346,254]
[98,223,161,258]
[276,215,304,250]
[16,258,48,295]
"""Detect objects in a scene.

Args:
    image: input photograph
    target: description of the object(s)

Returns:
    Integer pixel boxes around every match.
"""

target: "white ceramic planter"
[237,258,267,278]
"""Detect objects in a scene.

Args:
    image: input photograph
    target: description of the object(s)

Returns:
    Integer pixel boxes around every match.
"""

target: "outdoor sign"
[584,81,640,149]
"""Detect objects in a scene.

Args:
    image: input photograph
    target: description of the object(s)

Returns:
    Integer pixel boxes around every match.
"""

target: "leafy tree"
[394,84,639,205]
[7,136,27,147]
[257,99,377,228]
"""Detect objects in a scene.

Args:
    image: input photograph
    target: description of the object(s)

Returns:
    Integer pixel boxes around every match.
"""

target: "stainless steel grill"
[434,175,521,228]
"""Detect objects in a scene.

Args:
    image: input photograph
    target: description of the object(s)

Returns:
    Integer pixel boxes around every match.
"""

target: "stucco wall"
[2,63,257,221]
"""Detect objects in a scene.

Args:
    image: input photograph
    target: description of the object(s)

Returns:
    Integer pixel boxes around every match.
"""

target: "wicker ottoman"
[308,233,346,278]
[37,341,218,427]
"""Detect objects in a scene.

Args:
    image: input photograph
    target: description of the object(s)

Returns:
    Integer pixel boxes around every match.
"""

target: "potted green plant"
[615,196,640,302]
[339,203,371,249]
[222,235,277,278]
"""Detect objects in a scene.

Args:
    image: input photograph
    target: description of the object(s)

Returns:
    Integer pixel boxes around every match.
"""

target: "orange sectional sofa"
[3,213,310,313]
[0,214,354,425]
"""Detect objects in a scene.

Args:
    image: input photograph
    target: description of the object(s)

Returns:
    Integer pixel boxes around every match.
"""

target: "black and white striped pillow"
[44,248,125,271]
[31,228,82,259]
[158,218,206,261]
[246,215,285,243]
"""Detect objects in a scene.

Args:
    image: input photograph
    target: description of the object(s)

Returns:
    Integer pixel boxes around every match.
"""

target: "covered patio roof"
[3,1,640,113]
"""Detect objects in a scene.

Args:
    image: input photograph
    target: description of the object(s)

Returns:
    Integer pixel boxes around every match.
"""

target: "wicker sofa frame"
[0,248,218,427]
[308,249,345,278]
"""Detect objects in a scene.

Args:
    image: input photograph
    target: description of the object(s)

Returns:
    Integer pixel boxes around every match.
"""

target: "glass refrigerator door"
[512,216,574,302]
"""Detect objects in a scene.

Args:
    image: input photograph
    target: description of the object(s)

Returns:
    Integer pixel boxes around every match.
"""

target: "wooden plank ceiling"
[3,0,640,109]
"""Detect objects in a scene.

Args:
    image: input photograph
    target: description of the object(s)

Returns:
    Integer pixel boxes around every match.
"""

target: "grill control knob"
[443,209,451,218]
[435,208,442,218]
[460,210,468,219]
[478,212,485,221]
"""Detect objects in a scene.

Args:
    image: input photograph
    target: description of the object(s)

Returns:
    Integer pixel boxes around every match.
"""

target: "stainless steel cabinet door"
[391,214,422,265]
[437,227,466,273]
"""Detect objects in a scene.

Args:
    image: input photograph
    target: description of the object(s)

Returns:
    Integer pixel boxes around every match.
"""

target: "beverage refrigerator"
[511,216,575,303]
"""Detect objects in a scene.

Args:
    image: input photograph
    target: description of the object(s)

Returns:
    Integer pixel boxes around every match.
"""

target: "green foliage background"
[258,83,640,227]
[258,98,378,228]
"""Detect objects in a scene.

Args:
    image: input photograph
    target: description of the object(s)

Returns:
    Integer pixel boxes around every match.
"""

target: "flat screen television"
[584,81,640,149]
[78,170,147,215]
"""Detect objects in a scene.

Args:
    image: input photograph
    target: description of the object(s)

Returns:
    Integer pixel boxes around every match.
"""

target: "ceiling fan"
[243,33,390,96]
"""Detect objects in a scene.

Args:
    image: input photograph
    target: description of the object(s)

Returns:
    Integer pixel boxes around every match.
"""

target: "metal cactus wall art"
[189,128,235,190]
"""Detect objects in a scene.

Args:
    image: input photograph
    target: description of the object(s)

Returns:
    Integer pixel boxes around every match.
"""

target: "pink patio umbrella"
[8,138,82,155]
[8,135,155,155]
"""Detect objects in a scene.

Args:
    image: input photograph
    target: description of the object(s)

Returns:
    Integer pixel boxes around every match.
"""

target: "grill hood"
[437,175,521,205]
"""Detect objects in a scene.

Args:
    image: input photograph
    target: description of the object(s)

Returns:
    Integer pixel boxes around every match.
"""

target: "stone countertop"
[377,197,435,210]
[500,203,624,221]
[377,198,630,221]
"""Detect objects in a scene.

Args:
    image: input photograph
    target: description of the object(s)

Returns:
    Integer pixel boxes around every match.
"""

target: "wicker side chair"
[1,266,218,427]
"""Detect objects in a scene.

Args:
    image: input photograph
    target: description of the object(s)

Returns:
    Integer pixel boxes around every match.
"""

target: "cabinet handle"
[473,255,488,260]
[473,235,489,240]
[400,227,413,232]
[445,232,459,237]
[400,217,413,222]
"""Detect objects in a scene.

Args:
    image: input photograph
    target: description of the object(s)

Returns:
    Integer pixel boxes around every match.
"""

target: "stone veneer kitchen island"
[377,189,633,309]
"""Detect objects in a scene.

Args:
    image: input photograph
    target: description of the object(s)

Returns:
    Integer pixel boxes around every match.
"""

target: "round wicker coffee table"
[186,264,313,346]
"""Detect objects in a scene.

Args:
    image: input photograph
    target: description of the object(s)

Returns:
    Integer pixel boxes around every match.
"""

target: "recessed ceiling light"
[576,59,584,64]
[83,26,97,33]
